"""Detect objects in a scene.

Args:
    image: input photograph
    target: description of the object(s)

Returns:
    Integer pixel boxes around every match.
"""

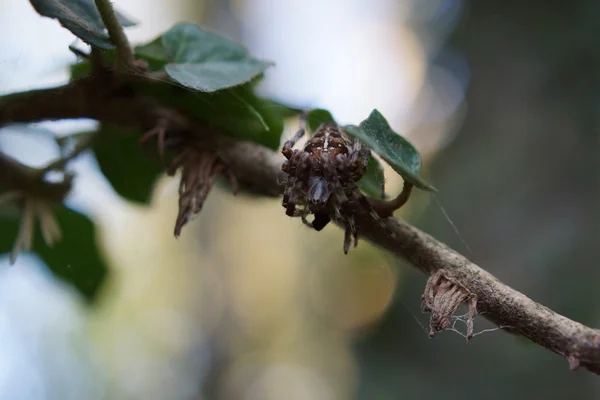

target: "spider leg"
[331,182,360,253]
[285,179,306,216]
[347,139,371,180]
[312,210,331,231]
[282,176,295,208]
[335,197,358,254]
[343,225,352,254]
[354,189,398,240]
[301,213,313,228]
[282,112,308,159]
[359,147,370,176]
[287,206,316,230]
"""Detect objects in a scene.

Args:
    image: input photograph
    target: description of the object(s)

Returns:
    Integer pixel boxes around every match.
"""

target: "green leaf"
[358,156,386,200]
[0,206,108,302]
[344,109,436,192]
[159,23,273,92]
[134,81,283,150]
[92,124,163,204]
[69,25,284,148]
[306,109,335,132]
[261,99,304,119]
[29,0,136,49]
[134,37,167,62]
[164,60,273,93]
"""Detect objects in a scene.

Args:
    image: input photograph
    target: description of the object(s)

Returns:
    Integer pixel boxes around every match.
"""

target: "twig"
[94,0,134,68]
[0,152,72,202]
[1,79,599,374]
[44,132,96,172]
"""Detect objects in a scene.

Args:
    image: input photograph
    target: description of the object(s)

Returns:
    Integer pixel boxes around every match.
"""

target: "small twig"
[0,152,72,202]
[94,0,135,69]
[44,132,96,172]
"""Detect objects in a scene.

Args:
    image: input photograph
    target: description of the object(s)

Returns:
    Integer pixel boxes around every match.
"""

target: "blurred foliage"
[0,206,107,301]
[28,0,135,49]
[92,124,164,204]
[305,108,335,132]
[158,22,274,92]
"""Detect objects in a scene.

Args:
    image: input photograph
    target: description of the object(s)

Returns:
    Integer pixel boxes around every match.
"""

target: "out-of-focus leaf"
[0,206,108,302]
[69,24,284,148]
[158,23,273,92]
[261,99,304,119]
[135,82,284,150]
[92,124,163,204]
[345,110,436,192]
[134,37,167,62]
[127,25,285,148]
[28,0,136,49]
[306,109,335,132]
[358,156,386,199]
[164,60,272,93]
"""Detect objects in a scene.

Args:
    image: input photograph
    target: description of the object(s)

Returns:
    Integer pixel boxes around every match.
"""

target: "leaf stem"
[368,182,413,218]
[94,0,134,68]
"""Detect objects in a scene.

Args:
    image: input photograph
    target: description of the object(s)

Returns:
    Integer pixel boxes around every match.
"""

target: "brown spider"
[281,114,383,253]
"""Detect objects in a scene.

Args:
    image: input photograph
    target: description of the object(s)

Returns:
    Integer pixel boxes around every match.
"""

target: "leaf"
[159,23,274,92]
[69,25,284,148]
[29,0,136,49]
[358,156,386,200]
[261,99,304,119]
[165,60,273,93]
[134,37,166,62]
[92,124,163,204]
[344,110,436,192]
[134,81,284,150]
[0,206,108,302]
[306,109,335,132]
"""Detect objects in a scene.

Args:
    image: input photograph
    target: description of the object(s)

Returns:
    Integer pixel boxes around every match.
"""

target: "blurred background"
[1,0,599,399]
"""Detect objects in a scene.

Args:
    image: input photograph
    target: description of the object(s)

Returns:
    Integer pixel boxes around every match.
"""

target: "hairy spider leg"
[346,139,370,181]
[320,152,360,253]
[311,211,331,231]
[354,191,399,241]
[285,178,306,216]
[287,152,311,216]
[282,149,309,215]
[281,112,308,159]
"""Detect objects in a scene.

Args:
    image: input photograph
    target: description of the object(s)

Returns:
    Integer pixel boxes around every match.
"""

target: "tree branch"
[1,78,599,374]
[94,0,135,68]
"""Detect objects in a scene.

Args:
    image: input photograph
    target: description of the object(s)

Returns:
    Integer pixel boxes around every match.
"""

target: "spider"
[281,114,385,253]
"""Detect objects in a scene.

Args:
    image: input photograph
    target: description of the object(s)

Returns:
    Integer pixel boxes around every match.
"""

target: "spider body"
[281,120,371,253]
